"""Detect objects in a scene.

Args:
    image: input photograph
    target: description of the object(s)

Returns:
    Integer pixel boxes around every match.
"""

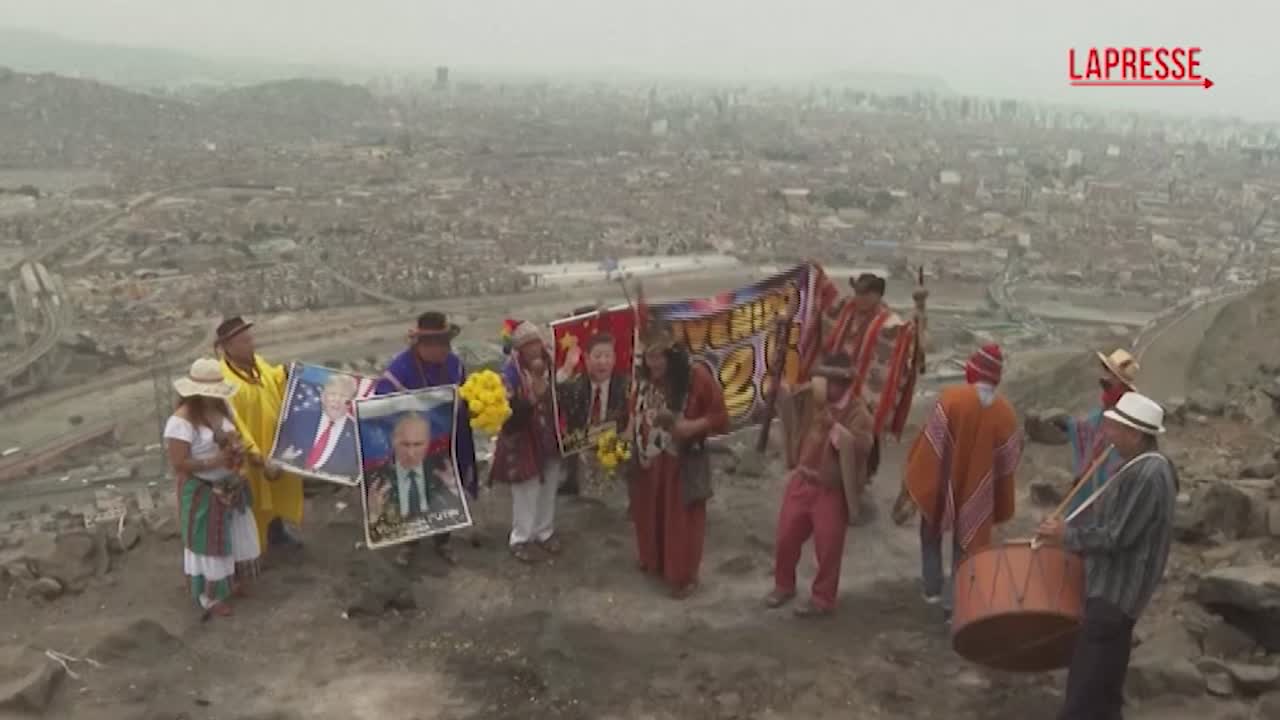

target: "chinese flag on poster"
[551,306,636,377]
[549,305,637,455]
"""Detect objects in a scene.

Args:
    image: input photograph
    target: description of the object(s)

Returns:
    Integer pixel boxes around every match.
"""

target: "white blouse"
[163,414,235,462]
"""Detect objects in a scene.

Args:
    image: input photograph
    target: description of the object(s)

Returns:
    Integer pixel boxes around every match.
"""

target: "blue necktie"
[407,470,422,515]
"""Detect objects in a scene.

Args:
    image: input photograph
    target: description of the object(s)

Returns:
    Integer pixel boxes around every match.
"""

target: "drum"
[951,541,1085,673]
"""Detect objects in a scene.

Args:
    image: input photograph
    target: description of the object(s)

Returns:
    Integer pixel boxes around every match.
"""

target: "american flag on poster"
[288,375,377,419]
[270,363,379,486]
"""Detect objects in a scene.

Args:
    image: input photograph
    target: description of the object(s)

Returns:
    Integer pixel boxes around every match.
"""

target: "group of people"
[753,271,1175,720]
[161,300,734,612]
[162,271,1180,720]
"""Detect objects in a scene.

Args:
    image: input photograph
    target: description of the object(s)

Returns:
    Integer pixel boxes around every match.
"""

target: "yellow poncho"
[221,355,303,548]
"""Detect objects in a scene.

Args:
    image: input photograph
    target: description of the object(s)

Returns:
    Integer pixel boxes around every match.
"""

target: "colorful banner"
[355,386,472,549]
[550,305,636,455]
[270,363,377,486]
[647,263,827,430]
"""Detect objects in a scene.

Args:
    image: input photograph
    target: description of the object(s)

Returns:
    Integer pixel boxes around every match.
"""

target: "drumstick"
[1047,445,1114,522]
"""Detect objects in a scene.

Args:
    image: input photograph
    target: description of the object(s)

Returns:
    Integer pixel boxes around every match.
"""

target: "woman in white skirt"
[163,357,262,618]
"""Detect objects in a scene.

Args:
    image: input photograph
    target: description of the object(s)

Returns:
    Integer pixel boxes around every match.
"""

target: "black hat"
[410,311,461,341]
[850,273,886,295]
[214,316,253,345]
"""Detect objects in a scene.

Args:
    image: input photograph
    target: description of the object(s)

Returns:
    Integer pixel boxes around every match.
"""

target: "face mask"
[1101,384,1126,408]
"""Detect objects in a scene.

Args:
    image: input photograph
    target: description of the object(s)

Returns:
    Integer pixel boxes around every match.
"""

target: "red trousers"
[773,473,849,609]
[631,458,706,591]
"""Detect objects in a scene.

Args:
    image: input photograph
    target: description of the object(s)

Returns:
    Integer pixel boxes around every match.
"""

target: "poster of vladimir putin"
[355,386,472,549]
[270,363,377,486]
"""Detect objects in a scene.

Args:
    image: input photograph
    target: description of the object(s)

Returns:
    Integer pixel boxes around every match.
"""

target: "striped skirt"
[180,476,261,607]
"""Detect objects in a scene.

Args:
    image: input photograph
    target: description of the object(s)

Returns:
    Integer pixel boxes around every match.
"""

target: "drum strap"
[1064,451,1167,524]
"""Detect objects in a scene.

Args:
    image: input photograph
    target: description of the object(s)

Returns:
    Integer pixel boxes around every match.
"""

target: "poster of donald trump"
[270,362,377,485]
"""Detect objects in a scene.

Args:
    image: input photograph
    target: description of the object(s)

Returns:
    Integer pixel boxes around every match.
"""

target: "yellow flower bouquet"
[595,427,632,478]
[459,369,512,435]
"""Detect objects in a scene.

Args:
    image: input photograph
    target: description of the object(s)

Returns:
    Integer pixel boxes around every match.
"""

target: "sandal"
[510,544,535,563]
[671,582,699,600]
[537,535,562,555]
[793,601,833,618]
[202,602,233,621]
[763,590,795,608]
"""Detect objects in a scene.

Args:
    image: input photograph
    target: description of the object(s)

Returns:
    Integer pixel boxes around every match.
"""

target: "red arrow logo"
[1203,77,1214,89]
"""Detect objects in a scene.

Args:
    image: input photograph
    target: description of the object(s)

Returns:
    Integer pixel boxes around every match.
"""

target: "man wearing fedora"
[1037,391,1178,720]
[1050,348,1141,519]
[216,316,304,552]
[375,311,479,566]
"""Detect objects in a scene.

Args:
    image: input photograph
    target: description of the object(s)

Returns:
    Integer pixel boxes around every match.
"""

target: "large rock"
[1179,482,1259,543]
[14,531,108,594]
[1126,623,1205,700]
[1197,658,1280,697]
[1165,396,1189,425]
[1239,457,1278,480]
[0,644,65,714]
[1188,392,1227,417]
[1196,566,1280,652]
[1201,617,1259,659]
[1024,409,1069,445]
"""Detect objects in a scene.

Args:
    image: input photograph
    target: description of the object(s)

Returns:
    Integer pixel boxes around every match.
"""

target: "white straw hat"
[173,358,237,399]
[1103,391,1165,435]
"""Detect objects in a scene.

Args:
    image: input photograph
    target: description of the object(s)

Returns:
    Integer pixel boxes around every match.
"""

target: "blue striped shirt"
[1064,452,1178,619]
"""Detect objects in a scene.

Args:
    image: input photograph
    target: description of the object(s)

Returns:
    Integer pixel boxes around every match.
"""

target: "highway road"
[1,176,246,389]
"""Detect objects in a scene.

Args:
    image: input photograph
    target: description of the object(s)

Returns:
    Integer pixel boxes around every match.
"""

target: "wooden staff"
[1028,445,1113,548]
[756,312,795,453]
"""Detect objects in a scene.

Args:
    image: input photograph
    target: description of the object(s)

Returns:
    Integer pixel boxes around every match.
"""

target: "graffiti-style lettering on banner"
[647,264,827,430]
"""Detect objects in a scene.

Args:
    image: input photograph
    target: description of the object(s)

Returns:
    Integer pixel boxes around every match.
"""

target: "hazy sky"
[1,0,1276,120]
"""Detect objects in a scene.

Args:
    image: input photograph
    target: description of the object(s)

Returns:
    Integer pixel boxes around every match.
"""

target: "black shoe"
[267,519,303,548]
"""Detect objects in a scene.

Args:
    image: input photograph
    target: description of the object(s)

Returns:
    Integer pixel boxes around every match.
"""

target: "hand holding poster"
[644,263,826,431]
[356,386,473,549]
[550,305,635,455]
[270,363,377,486]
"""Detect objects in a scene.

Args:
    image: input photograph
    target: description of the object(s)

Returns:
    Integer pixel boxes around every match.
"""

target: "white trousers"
[509,459,563,546]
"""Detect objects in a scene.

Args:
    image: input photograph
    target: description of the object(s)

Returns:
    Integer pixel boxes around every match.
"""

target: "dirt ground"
[3,423,1070,720]
[0,281,1241,720]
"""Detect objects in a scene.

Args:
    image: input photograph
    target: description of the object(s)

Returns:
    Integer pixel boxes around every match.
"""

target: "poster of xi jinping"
[355,386,471,549]
[270,363,377,486]
[551,305,635,455]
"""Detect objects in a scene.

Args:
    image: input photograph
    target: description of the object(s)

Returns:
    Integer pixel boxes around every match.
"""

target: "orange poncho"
[904,384,1022,551]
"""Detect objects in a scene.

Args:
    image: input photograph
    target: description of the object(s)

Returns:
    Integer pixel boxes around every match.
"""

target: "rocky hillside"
[1005,350,1105,415]
[1190,281,1280,394]
[202,78,387,140]
[0,68,390,165]
[0,67,201,164]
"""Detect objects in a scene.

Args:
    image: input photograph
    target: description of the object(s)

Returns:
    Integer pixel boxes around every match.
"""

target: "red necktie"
[306,420,333,468]
[591,387,603,424]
